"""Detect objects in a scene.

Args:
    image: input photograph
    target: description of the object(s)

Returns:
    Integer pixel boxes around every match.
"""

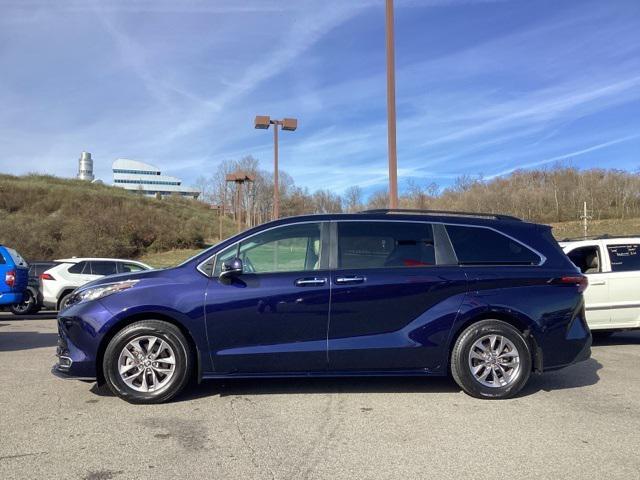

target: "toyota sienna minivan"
[53,210,591,403]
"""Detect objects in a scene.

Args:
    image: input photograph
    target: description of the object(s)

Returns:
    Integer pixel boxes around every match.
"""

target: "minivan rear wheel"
[451,319,531,399]
[103,320,192,404]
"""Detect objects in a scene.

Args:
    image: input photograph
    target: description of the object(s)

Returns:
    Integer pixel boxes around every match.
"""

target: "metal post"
[385,0,398,209]
[273,122,280,220]
[236,181,242,233]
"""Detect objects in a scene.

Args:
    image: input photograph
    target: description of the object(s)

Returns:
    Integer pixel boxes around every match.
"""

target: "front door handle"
[590,280,607,286]
[335,276,365,285]
[294,277,327,287]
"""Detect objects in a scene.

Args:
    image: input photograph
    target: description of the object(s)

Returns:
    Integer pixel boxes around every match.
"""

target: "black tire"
[103,320,192,404]
[58,292,73,311]
[10,290,37,315]
[451,319,531,399]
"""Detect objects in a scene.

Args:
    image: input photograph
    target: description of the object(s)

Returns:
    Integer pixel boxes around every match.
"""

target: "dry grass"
[138,248,205,268]
[550,218,640,240]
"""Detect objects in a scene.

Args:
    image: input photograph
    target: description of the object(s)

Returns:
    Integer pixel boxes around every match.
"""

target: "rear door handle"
[335,276,365,285]
[591,280,607,286]
[294,277,327,287]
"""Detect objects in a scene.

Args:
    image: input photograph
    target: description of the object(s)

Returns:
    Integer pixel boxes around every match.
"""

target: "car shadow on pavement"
[519,358,602,396]
[177,376,461,401]
[0,331,58,352]
[0,312,56,321]
[88,359,604,402]
[592,330,640,346]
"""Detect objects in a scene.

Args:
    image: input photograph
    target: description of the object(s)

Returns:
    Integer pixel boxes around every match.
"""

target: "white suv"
[560,237,640,334]
[41,258,152,310]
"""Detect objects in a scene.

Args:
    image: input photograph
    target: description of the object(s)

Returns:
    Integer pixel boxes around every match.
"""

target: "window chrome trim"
[330,218,546,268]
[196,218,546,276]
[196,220,324,277]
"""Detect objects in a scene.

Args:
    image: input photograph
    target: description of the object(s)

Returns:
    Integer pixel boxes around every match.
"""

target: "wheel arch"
[448,310,543,373]
[95,312,200,385]
[57,288,77,310]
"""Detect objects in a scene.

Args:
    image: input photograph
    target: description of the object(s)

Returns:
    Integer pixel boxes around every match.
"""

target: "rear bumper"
[0,292,23,305]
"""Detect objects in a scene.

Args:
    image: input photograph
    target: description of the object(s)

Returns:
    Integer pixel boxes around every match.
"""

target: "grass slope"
[0,174,234,261]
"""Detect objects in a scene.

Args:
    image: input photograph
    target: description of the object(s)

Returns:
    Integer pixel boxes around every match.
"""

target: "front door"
[328,221,467,373]
[565,243,610,328]
[205,222,330,374]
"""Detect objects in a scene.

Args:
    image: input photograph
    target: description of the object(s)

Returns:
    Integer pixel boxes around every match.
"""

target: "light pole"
[385,0,398,209]
[254,116,298,220]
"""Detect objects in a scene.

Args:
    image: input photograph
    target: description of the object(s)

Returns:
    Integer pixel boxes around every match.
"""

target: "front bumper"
[51,300,114,380]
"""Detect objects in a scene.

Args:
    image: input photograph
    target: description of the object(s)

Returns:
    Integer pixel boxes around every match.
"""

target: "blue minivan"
[0,245,29,306]
[53,210,591,403]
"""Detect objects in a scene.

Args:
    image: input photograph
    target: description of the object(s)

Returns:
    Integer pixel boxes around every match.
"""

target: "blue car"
[0,245,29,307]
[53,210,591,403]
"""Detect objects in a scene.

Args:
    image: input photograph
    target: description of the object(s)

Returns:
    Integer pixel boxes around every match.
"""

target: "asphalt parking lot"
[1,313,639,480]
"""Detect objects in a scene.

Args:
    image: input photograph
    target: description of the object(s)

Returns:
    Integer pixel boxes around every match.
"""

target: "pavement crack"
[0,451,48,461]
[229,396,276,480]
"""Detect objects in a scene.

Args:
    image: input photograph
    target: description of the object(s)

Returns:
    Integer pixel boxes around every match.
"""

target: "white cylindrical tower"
[77,151,95,181]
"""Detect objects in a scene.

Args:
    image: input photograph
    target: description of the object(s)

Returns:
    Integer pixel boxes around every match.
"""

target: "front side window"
[214,223,322,275]
[338,221,434,269]
[119,262,146,273]
[446,225,540,266]
[607,244,640,272]
[567,246,601,274]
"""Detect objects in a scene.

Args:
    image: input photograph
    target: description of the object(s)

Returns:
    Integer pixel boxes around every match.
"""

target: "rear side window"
[607,244,640,272]
[90,261,118,276]
[68,261,88,274]
[446,225,540,266]
[0,253,5,264]
[338,222,434,269]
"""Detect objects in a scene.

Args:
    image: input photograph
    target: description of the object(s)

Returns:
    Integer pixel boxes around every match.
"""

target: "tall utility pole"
[580,201,592,239]
[385,0,399,209]
[254,116,298,220]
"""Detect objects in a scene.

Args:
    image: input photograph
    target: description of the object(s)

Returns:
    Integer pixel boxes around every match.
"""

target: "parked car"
[41,258,152,311]
[0,245,29,307]
[561,236,640,336]
[10,261,59,315]
[52,210,591,404]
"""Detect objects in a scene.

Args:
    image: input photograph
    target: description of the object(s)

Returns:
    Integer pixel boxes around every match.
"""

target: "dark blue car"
[53,210,591,403]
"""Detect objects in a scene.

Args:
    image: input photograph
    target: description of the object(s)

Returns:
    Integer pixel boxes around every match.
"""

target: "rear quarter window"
[607,244,640,272]
[6,248,28,267]
[446,225,541,266]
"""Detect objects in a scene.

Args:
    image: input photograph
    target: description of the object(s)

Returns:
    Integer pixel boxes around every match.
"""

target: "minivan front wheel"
[103,320,192,404]
[451,320,531,399]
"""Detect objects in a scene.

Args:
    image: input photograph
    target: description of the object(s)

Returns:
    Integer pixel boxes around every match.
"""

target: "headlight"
[67,280,139,306]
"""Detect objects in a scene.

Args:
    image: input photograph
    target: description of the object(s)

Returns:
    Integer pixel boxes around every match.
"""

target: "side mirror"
[219,258,243,280]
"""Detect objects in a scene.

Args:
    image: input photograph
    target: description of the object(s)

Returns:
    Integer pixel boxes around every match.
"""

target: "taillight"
[5,269,16,288]
[556,275,589,293]
[40,273,55,281]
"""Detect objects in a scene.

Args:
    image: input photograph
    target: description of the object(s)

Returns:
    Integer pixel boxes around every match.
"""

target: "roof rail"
[561,234,640,242]
[359,208,522,222]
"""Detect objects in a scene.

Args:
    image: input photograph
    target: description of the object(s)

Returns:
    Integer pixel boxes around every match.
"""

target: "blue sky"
[1,0,639,196]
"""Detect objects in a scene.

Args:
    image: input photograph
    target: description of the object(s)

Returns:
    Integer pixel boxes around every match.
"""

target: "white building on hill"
[112,159,199,199]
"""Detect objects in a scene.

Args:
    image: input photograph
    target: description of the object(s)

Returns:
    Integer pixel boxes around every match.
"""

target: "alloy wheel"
[118,335,176,393]
[468,334,521,388]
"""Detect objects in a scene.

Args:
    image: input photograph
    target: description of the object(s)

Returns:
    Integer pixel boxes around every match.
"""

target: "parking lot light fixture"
[254,115,298,220]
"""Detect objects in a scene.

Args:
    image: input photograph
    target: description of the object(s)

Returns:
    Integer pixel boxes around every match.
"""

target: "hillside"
[0,174,234,261]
